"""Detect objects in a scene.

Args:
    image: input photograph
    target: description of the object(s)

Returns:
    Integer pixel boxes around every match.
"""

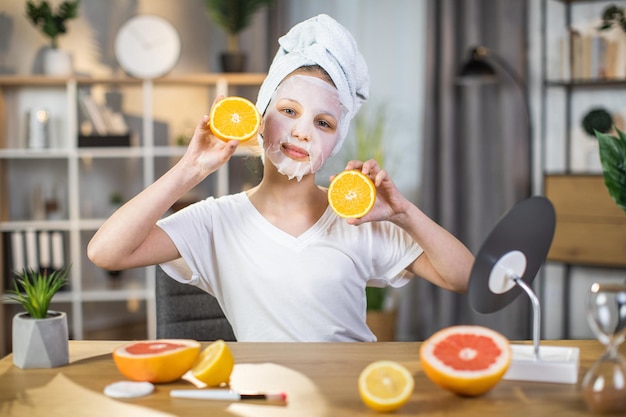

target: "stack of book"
[77,91,131,147]
[3,230,67,289]
[568,25,626,80]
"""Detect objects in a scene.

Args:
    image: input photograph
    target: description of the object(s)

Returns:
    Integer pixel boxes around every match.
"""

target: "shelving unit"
[540,0,626,337]
[0,73,266,356]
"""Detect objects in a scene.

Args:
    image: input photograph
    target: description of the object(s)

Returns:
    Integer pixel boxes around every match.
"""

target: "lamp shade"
[457,47,498,83]
[459,58,496,77]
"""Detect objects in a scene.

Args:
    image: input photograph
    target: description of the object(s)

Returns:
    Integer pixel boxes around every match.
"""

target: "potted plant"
[580,108,614,172]
[4,267,70,368]
[344,103,397,341]
[25,0,80,75]
[594,127,626,215]
[204,0,274,72]
[598,4,626,32]
[582,108,614,137]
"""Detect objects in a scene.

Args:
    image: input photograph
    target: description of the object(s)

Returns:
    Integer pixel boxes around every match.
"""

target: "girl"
[88,14,474,342]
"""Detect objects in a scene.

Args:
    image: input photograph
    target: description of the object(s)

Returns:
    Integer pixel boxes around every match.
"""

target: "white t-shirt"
[157,192,423,342]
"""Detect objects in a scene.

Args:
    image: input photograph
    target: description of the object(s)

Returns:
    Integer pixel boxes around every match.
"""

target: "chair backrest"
[155,266,236,341]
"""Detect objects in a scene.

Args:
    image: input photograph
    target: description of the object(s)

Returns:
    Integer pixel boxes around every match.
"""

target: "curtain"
[397,0,532,341]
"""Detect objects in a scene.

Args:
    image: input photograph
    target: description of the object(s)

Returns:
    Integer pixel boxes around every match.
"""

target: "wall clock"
[115,15,181,79]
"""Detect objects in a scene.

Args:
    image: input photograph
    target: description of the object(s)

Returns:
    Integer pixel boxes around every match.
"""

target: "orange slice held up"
[208,96,261,142]
[419,325,512,397]
[328,170,376,219]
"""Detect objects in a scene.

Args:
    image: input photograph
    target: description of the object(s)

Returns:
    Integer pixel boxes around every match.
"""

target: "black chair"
[155,266,236,341]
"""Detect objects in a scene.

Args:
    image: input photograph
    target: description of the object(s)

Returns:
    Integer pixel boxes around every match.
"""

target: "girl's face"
[262,74,346,181]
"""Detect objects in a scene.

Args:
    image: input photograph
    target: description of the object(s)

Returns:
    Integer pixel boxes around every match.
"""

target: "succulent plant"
[4,268,69,319]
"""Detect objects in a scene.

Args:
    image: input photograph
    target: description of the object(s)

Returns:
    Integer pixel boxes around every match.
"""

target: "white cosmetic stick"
[170,389,287,402]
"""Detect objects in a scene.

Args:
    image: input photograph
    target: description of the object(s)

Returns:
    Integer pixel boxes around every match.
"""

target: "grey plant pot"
[12,310,69,369]
[43,47,73,76]
[220,52,246,73]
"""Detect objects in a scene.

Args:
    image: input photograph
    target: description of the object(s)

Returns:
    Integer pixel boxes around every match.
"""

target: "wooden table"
[0,340,618,416]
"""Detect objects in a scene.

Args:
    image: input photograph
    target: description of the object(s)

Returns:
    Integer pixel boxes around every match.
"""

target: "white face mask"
[262,75,346,181]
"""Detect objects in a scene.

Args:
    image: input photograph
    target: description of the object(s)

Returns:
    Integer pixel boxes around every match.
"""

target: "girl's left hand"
[336,159,411,226]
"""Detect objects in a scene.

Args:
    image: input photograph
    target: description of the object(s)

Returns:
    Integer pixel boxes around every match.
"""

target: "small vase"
[43,47,73,76]
[12,310,69,369]
[220,52,246,73]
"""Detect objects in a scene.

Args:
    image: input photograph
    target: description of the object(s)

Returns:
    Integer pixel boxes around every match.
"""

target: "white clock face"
[115,15,181,79]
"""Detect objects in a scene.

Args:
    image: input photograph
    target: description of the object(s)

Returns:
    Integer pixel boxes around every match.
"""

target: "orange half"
[208,96,261,142]
[112,339,201,383]
[328,170,376,218]
[420,325,511,396]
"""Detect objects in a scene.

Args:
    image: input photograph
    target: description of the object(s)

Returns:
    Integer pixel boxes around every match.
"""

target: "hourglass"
[582,283,626,414]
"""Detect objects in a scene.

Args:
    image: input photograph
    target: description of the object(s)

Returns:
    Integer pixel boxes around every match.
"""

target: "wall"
[0,0,425,202]
[0,0,272,75]
[0,0,273,148]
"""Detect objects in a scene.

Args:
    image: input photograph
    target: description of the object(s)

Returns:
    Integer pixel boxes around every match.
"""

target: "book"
[79,93,108,135]
[78,92,130,138]
[10,231,24,273]
[569,21,626,81]
[38,231,51,269]
[570,29,583,80]
[51,231,64,270]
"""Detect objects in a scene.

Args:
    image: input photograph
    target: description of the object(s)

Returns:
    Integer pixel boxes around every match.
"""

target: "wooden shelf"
[0,73,267,87]
[545,174,626,267]
[545,79,626,88]
[0,72,266,356]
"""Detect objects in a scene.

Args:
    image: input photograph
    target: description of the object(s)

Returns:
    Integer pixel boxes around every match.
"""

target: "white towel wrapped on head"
[256,14,369,157]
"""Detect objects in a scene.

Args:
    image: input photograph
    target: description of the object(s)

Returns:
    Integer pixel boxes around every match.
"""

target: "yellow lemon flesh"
[190,339,235,387]
[358,360,414,412]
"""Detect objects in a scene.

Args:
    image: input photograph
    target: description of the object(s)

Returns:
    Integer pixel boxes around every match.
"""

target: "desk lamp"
[468,196,580,384]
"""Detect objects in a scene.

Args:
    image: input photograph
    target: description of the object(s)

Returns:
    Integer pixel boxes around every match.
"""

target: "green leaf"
[205,0,274,35]
[25,1,79,47]
[2,267,69,318]
[595,128,626,214]
[366,287,387,311]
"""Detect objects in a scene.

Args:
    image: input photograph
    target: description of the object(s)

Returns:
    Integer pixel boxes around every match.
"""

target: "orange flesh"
[433,334,501,371]
[210,97,260,141]
[328,170,375,218]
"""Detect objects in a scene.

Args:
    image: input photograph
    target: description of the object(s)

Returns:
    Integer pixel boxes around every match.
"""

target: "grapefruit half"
[420,325,511,396]
[112,339,201,383]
